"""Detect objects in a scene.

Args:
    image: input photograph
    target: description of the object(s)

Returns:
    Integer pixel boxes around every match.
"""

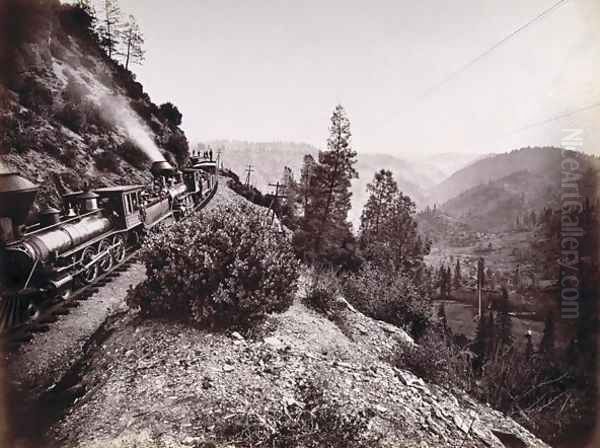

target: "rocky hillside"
[0,0,189,211]
[33,183,549,448]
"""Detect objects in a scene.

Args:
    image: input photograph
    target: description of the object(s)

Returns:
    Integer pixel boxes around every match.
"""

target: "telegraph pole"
[216,147,223,170]
[244,164,254,187]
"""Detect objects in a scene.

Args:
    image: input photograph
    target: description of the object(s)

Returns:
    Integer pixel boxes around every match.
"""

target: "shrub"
[163,132,189,166]
[18,76,53,113]
[55,103,86,132]
[61,147,79,169]
[303,268,342,316]
[343,263,432,338]
[216,375,379,447]
[395,330,474,390]
[302,267,353,339]
[95,150,121,173]
[118,139,148,170]
[158,102,182,127]
[127,202,300,329]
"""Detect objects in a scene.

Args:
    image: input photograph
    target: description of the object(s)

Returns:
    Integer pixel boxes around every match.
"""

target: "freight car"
[0,156,218,330]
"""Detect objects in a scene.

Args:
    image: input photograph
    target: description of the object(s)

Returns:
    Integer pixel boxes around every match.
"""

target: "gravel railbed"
[5,263,146,397]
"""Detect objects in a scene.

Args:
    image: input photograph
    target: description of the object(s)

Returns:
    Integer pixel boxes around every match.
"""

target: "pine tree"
[297,154,316,215]
[359,169,398,248]
[296,104,358,265]
[97,0,123,59]
[454,258,461,289]
[439,264,447,299]
[539,311,555,355]
[121,14,145,70]
[446,265,452,298]
[386,191,421,272]
[438,302,450,338]
[496,286,513,349]
[70,0,97,34]
[473,313,490,369]
[359,169,425,272]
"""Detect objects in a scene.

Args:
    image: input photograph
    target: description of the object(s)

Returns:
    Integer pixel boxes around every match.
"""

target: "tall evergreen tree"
[121,14,145,70]
[359,169,398,247]
[97,0,123,59]
[496,286,513,349]
[295,105,357,265]
[439,264,447,299]
[446,265,452,298]
[438,302,450,338]
[454,258,462,289]
[297,154,316,215]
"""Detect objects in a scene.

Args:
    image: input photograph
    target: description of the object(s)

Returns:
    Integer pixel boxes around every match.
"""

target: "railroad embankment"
[19,185,548,448]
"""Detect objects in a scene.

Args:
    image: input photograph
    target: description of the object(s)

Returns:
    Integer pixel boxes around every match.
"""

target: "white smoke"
[97,93,165,162]
[57,63,166,162]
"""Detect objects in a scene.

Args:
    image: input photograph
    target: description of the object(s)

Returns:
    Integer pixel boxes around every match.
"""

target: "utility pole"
[244,164,254,187]
[216,147,223,170]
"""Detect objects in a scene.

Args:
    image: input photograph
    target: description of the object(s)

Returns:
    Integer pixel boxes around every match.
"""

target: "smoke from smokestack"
[60,67,166,163]
[97,93,165,162]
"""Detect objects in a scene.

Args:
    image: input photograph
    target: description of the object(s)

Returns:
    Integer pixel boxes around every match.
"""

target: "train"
[0,155,218,330]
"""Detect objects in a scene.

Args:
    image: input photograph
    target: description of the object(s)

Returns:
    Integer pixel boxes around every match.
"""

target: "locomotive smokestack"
[150,160,177,177]
[0,172,39,243]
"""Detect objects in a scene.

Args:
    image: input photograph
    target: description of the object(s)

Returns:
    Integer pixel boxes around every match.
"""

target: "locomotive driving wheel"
[80,247,99,284]
[0,295,26,333]
[112,235,126,263]
[98,240,113,273]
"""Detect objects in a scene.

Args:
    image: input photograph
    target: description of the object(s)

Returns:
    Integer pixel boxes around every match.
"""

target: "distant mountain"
[440,170,557,231]
[434,147,600,231]
[202,140,439,228]
[415,152,493,181]
[427,147,566,206]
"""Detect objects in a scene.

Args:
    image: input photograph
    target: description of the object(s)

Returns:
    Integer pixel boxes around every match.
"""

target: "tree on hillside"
[438,301,450,338]
[446,265,452,298]
[121,14,145,70]
[473,313,490,369]
[496,286,513,349]
[360,179,426,273]
[359,169,398,245]
[159,102,183,127]
[297,154,317,215]
[295,104,358,266]
[64,0,97,36]
[97,0,123,59]
[454,258,462,289]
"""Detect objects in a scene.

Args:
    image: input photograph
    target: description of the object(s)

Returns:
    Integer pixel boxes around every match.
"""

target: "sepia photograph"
[0,0,599,447]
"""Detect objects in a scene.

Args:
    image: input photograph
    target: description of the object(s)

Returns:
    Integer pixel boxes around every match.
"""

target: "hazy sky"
[117,0,600,156]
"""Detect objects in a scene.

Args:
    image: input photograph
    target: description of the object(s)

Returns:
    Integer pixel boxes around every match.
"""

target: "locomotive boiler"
[0,156,218,330]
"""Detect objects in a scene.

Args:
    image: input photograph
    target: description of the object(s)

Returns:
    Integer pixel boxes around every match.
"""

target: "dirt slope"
[40,186,549,448]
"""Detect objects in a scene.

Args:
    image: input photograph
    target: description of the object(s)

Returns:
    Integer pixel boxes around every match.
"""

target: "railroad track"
[1,250,137,352]
[0,181,219,352]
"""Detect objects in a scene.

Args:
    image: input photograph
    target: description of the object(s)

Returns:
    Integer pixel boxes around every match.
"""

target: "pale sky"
[116,0,600,156]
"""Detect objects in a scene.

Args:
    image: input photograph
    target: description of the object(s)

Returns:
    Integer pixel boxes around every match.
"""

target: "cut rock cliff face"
[0,0,187,211]
[48,187,550,448]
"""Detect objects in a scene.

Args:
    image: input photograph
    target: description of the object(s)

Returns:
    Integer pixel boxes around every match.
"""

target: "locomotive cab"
[95,185,145,230]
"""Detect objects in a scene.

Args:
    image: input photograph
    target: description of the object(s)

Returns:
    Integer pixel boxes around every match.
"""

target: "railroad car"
[0,157,218,330]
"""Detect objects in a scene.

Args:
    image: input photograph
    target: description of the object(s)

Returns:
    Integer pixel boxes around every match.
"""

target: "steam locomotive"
[0,156,218,330]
